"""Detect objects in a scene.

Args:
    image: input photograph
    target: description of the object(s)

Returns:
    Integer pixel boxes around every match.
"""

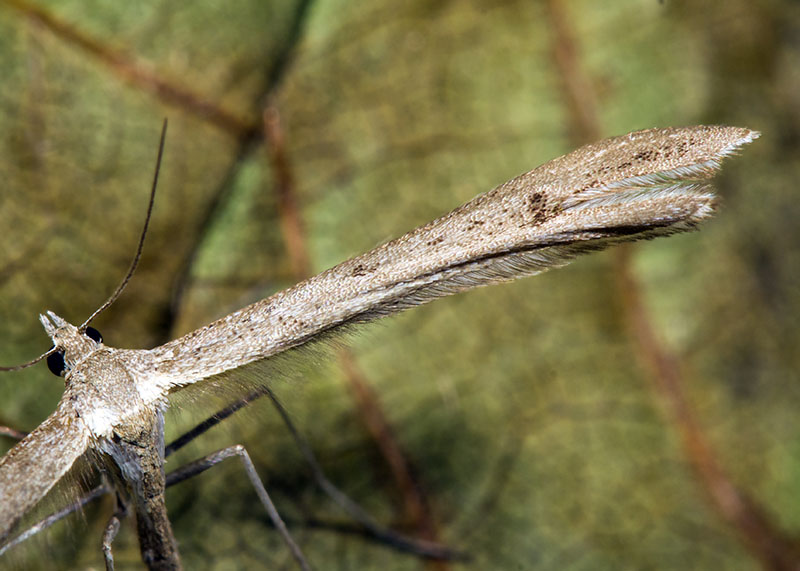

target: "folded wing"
[147,126,757,391]
[0,398,90,544]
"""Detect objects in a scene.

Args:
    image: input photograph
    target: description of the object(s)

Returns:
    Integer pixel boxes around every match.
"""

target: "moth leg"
[164,389,264,457]
[164,386,462,561]
[0,485,110,556]
[166,445,311,571]
[263,386,463,561]
[101,493,128,571]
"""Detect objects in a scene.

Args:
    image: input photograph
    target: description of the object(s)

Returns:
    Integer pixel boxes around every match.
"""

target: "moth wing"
[0,397,91,543]
[145,126,758,392]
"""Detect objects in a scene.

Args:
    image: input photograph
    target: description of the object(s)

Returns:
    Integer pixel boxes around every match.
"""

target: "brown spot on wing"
[351,263,377,277]
[528,191,548,223]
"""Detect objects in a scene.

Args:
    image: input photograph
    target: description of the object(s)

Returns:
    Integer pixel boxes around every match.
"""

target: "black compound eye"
[84,326,103,344]
[46,348,67,377]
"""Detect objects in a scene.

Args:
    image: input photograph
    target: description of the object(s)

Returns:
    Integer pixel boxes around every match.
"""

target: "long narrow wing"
[0,397,91,543]
[147,126,757,391]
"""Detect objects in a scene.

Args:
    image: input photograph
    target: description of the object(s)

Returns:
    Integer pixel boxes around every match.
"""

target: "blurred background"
[0,0,798,569]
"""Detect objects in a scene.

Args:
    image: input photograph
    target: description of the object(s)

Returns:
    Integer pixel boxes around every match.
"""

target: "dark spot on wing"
[528,191,548,223]
[465,219,485,231]
[350,263,377,277]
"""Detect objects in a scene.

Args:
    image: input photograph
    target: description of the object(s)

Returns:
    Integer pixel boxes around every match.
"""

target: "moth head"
[39,311,103,377]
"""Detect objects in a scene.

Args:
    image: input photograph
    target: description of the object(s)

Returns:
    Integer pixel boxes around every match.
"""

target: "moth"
[0,125,758,569]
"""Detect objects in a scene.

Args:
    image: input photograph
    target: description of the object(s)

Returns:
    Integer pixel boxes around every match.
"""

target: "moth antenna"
[79,119,168,331]
[0,119,167,372]
[0,120,165,370]
[0,347,56,372]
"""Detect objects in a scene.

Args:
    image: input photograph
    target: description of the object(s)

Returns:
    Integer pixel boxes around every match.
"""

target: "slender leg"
[0,485,110,556]
[102,494,128,571]
[164,389,265,457]
[260,386,462,560]
[164,385,462,561]
[167,445,312,571]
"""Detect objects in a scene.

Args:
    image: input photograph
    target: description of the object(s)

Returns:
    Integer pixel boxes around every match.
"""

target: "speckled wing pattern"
[145,126,758,392]
[0,395,91,543]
